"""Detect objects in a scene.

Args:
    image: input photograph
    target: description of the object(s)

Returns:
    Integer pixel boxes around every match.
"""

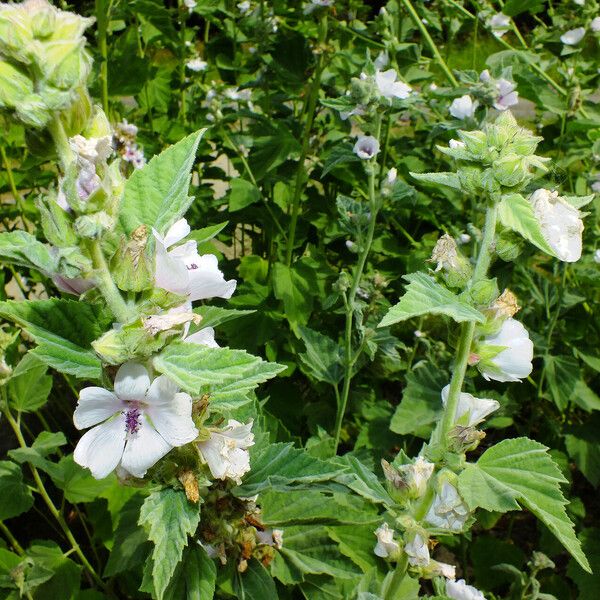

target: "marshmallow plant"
[346,111,592,598]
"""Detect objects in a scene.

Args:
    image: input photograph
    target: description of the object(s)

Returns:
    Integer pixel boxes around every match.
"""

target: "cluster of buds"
[439,111,550,196]
[113,120,145,169]
[0,0,93,128]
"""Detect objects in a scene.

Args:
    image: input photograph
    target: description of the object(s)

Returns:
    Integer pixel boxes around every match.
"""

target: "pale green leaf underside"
[410,171,461,190]
[0,230,58,273]
[458,437,590,573]
[378,272,484,327]
[498,193,557,258]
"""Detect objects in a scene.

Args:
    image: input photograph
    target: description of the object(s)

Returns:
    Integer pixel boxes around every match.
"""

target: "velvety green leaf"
[334,456,393,506]
[153,341,285,411]
[186,222,228,245]
[229,178,261,212]
[297,326,343,385]
[458,437,590,572]
[326,524,380,572]
[50,455,115,503]
[321,144,361,178]
[234,559,278,600]
[9,431,66,473]
[119,129,205,236]
[0,461,34,520]
[544,355,579,411]
[26,542,81,599]
[567,528,600,600]
[235,443,344,496]
[0,231,58,273]
[191,305,254,329]
[498,193,557,257]
[410,171,461,190]
[7,353,52,412]
[565,415,600,487]
[138,488,201,600]
[378,273,484,327]
[272,262,314,326]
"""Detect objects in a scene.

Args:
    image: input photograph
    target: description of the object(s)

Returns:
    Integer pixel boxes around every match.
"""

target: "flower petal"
[148,396,198,446]
[187,254,237,301]
[120,418,172,478]
[163,218,191,248]
[185,326,219,347]
[145,374,179,405]
[74,387,124,429]
[154,238,190,296]
[74,416,126,479]
[114,362,151,401]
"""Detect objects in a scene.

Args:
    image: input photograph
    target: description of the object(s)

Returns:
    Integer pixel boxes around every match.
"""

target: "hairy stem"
[0,521,25,556]
[438,202,498,444]
[384,554,409,600]
[96,0,110,116]
[48,115,73,172]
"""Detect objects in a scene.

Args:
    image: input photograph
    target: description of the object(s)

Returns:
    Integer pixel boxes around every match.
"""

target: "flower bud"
[110,225,155,292]
[36,195,77,248]
[425,471,470,532]
[373,523,402,560]
[495,229,523,261]
[430,234,472,288]
[0,60,33,109]
[382,456,434,500]
[73,210,113,238]
[468,278,499,306]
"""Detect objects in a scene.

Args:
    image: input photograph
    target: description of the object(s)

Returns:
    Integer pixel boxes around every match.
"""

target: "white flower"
[237,0,250,13]
[561,27,586,45]
[374,50,389,70]
[183,0,196,10]
[386,167,397,184]
[574,0,585,5]
[73,362,198,479]
[69,135,112,164]
[197,420,254,484]
[185,326,219,347]
[488,13,510,38]
[594,249,600,263]
[441,385,500,427]
[592,17,600,33]
[375,69,412,100]
[154,218,237,302]
[529,188,583,262]
[373,523,400,558]
[432,561,457,580]
[186,58,208,72]
[458,233,471,244]
[449,139,465,149]
[494,79,519,111]
[353,135,380,160]
[256,528,283,549]
[591,177,600,193]
[478,318,533,383]
[425,482,469,531]
[430,83,438,91]
[446,579,485,600]
[404,533,430,566]
[449,95,478,119]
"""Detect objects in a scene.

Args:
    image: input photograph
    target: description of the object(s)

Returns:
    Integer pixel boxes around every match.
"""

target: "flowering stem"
[0,521,25,556]
[285,17,328,266]
[2,406,107,591]
[399,0,458,88]
[384,555,408,600]
[88,239,133,323]
[332,118,382,454]
[438,202,498,445]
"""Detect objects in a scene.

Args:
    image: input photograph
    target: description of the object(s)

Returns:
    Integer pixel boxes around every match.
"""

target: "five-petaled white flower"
[488,13,510,38]
[477,318,533,383]
[561,27,586,45]
[404,533,430,566]
[375,69,411,100]
[186,58,208,72]
[449,95,478,119]
[353,135,380,159]
[73,362,198,479]
[373,523,400,558]
[446,578,485,600]
[197,420,254,484]
[441,385,500,427]
[425,482,469,531]
[154,218,236,302]
[529,189,583,262]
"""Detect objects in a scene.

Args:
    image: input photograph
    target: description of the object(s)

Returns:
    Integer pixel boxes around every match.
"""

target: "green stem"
[0,145,25,214]
[285,19,328,266]
[400,0,458,87]
[438,203,498,444]
[0,521,25,556]
[88,239,132,323]
[47,115,73,172]
[332,119,382,454]
[384,555,409,600]
[96,0,110,116]
[3,408,106,590]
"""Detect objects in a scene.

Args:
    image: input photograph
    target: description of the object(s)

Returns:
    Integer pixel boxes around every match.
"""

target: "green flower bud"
[0,60,33,108]
[350,76,376,106]
[92,323,167,364]
[56,246,92,279]
[493,153,529,187]
[495,229,523,261]
[110,225,154,293]
[74,210,113,238]
[36,195,77,247]
[0,3,33,61]
[457,130,487,157]
[469,278,499,306]
[15,94,51,127]
[61,87,92,136]
[30,1,55,38]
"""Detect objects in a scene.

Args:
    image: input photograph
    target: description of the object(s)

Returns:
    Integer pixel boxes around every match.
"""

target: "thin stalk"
[88,239,132,323]
[0,145,25,215]
[400,0,458,87]
[438,203,498,444]
[0,521,25,555]
[96,0,110,116]
[332,120,382,453]
[384,555,409,600]
[285,54,325,265]
[179,11,187,123]
[47,116,73,172]
[3,408,106,590]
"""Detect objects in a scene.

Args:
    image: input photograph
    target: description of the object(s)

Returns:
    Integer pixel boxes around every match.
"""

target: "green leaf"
[235,443,344,497]
[458,437,590,572]
[9,431,66,473]
[26,542,81,599]
[192,306,254,329]
[378,272,484,327]
[228,179,261,212]
[272,262,314,326]
[0,299,107,379]
[565,415,600,487]
[119,129,206,236]
[321,144,361,178]
[186,222,228,245]
[410,171,461,190]
[0,461,34,520]
[7,353,52,413]
[567,528,600,600]
[334,456,393,506]
[544,355,579,411]
[0,231,58,273]
[326,524,380,572]
[234,559,277,600]
[138,488,201,600]
[153,341,285,411]
[389,363,446,438]
[497,193,557,258]
[50,455,115,503]
[297,326,343,385]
